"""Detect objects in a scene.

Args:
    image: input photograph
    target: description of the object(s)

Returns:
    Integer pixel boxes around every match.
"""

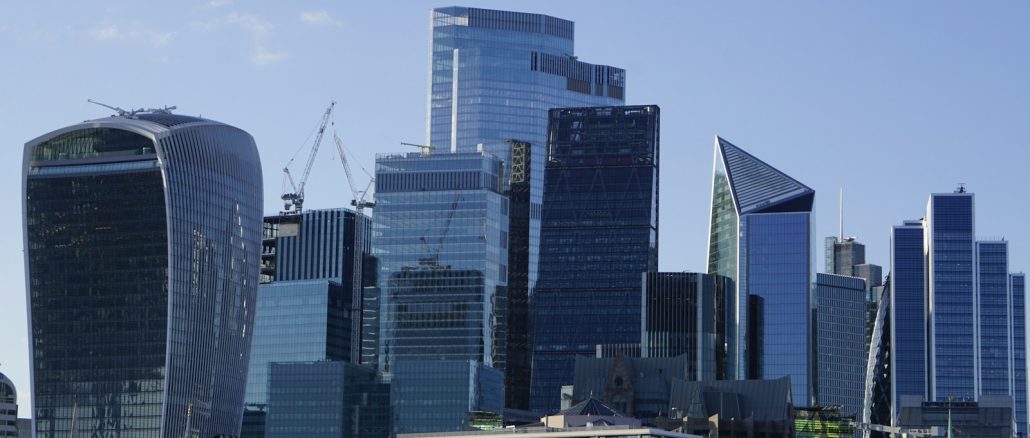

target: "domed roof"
[0,371,15,403]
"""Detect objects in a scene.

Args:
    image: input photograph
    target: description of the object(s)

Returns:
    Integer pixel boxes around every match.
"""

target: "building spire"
[839,187,844,241]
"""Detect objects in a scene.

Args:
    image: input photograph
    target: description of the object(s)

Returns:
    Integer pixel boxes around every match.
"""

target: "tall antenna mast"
[839,187,844,241]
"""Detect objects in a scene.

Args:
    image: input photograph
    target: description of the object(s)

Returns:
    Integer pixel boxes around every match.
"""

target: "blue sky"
[2,1,1029,410]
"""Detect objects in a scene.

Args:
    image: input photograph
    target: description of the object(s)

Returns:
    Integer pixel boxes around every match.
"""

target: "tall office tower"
[890,220,929,417]
[504,140,533,410]
[862,282,893,436]
[826,237,866,276]
[926,190,976,400]
[429,8,626,410]
[641,272,730,380]
[373,150,508,372]
[265,361,390,438]
[976,240,1010,397]
[705,136,815,404]
[530,105,659,413]
[360,254,381,367]
[23,112,262,437]
[815,273,867,416]
[1012,273,1028,436]
[260,208,372,361]
[0,372,15,438]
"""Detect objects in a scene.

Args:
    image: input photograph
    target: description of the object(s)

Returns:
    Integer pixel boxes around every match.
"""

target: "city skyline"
[2,0,1030,413]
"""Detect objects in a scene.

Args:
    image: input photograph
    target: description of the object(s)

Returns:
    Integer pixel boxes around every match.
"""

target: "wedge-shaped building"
[23,111,262,437]
[706,136,814,405]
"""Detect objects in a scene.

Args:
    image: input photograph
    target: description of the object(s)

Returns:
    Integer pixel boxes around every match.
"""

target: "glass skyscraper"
[815,273,867,416]
[530,105,659,413]
[1012,273,1028,436]
[428,7,626,409]
[373,151,508,371]
[926,191,976,401]
[890,220,929,416]
[23,112,262,437]
[705,136,815,405]
[641,272,729,381]
[976,240,1010,397]
[245,280,352,406]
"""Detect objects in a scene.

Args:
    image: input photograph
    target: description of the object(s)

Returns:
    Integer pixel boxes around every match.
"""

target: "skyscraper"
[23,111,262,437]
[641,272,730,380]
[705,136,815,405]
[815,273,867,415]
[976,240,1010,397]
[373,150,508,371]
[530,105,659,413]
[926,190,976,401]
[890,220,929,416]
[428,7,626,409]
[1012,273,1028,436]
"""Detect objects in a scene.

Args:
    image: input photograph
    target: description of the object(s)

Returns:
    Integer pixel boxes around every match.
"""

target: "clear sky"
[2,1,1028,411]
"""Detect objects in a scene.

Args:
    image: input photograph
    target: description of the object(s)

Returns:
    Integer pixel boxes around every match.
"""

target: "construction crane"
[281,101,335,215]
[332,131,376,211]
[400,141,436,156]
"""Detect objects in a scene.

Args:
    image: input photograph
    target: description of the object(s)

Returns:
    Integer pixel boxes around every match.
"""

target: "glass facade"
[429,7,626,409]
[815,273,867,416]
[260,208,372,364]
[373,152,508,372]
[706,137,815,405]
[265,361,389,438]
[976,241,1010,396]
[23,114,262,437]
[1012,273,1028,436]
[890,220,929,414]
[926,193,976,400]
[245,280,351,406]
[530,106,659,413]
[0,372,16,438]
[641,272,729,381]
[390,360,502,435]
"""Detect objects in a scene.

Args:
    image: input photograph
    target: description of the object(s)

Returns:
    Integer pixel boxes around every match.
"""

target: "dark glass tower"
[890,220,929,418]
[976,240,1010,397]
[641,272,729,380]
[815,273,867,416]
[926,192,976,400]
[705,137,815,405]
[1012,273,1028,436]
[23,112,262,437]
[530,105,659,413]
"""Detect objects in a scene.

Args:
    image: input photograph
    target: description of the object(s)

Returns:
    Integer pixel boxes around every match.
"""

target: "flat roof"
[399,425,701,438]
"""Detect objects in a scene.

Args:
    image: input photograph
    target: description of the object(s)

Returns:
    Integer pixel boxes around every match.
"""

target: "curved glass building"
[22,112,263,437]
[0,371,16,438]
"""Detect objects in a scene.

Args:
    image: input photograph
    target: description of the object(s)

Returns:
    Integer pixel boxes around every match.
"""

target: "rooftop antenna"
[956,183,967,194]
[839,187,844,241]
[88,99,130,117]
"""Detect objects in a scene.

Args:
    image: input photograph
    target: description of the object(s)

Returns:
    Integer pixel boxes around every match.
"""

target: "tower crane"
[332,131,376,211]
[281,101,335,215]
[400,141,436,156]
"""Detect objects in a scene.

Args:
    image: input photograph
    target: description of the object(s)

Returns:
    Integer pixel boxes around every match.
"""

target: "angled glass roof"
[716,136,814,214]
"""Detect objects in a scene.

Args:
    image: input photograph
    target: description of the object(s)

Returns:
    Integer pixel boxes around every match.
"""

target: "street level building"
[23,111,262,437]
[265,361,390,438]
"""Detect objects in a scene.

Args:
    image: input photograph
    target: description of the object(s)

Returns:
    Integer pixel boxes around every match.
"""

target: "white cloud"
[300,10,342,27]
[252,47,287,65]
[207,0,233,8]
[89,24,121,40]
[87,23,175,47]
[223,12,286,66]
[226,12,274,35]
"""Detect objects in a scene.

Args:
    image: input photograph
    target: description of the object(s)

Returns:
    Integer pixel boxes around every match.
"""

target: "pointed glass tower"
[706,136,815,405]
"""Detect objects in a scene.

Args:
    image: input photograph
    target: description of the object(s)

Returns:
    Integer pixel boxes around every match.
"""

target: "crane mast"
[333,132,376,211]
[281,101,336,215]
